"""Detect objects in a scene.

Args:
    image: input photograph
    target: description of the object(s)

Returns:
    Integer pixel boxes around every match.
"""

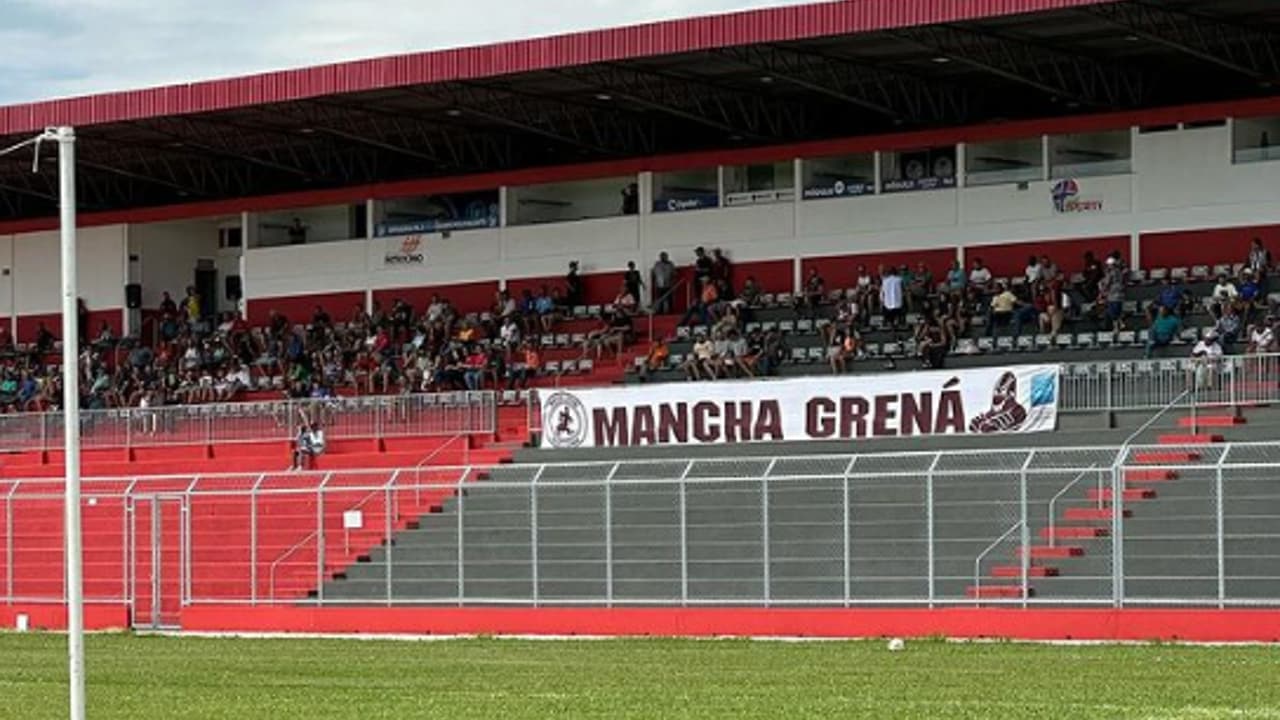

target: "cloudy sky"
[0,0,813,104]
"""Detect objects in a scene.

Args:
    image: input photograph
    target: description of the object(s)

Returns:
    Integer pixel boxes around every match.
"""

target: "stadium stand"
[1,0,1280,642]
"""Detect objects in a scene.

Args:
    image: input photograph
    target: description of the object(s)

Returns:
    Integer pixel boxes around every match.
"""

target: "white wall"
[129,218,224,309]
[10,224,126,315]
[148,121,1280,304]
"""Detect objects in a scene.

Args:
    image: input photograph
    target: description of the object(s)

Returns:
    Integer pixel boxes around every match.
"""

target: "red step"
[1133,451,1201,464]
[966,585,1033,599]
[1018,545,1084,559]
[1063,507,1132,521]
[1039,526,1109,539]
[1157,434,1224,445]
[1124,469,1178,483]
[1177,416,1245,428]
[1088,488,1157,502]
[991,565,1059,578]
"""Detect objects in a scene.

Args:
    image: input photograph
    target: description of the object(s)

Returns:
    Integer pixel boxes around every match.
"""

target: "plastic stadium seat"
[540,335,554,348]
[1055,334,1074,350]
[669,353,685,366]
[905,313,921,326]
[579,359,594,373]
[882,342,902,356]
[1213,264,1231,277]
[556,333,571,346]
[676,326,691,339]
[1117,331,1137,346]
[902,340,918,356]
[977,337,996,353]
[864,342,881,357]
[1016,336,1034,352]
[815,318,832,330]
[955,338,979,355]
[571,333,587,345]
[1170,267,1189,281]
[561,360,578,374]
[1137,329,1151,343]
[1180,327,1201,342]
[745,322,761,334]
[791,347,809,363]
[869,315,885,329]
[1149,268,1169,282]
[797,319,814,333]
[807,347,825,362]
[1034,334,1052,350]
[1122,300,1139,315]
[1069,272,1085,284]
[759,293,776,306]
[1130,269,1149,284]
[779,320,796,334]
[1096,331,1115,347]
[1191,265,1210,279]
[761,321,778,333]
[545,361,561,374]
[997,336,1015,352]
[586,305,602,316]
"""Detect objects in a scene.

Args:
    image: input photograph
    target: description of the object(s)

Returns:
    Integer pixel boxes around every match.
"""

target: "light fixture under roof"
[932,56,952,64]
[595,92,613,101]
[298,127,315,134]
[760,75,774,83]
[446,108,463,117]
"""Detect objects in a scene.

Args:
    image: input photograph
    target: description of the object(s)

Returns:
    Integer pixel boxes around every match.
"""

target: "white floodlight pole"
[53,125,85,720]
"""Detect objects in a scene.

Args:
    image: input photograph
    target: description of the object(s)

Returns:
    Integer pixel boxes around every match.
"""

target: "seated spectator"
[1214,303,1243,350]
[462,346,488,391]
[752,330,786,378]
[908,262,933,313]
[736,276,761,310]
[1147,277,1192,323]
[1145,306,1182,358]
[612,282,638,315]
[987,283,1019,337]
[638,337,670,383]
[584,308,632,361]
[1024,255,1043,286]
[34,323,55,354]
[827,325,861,375]
[920,316,949,369]
[1039,255,1061,284]
[968,258,993,303]
[1210,273,1239,316]
[291,416,326,471]
[499,316,522,348]
[1247,322,1276,355]
[854,264,879,315]
[1035,283,1069,340]
[682,334,714,381]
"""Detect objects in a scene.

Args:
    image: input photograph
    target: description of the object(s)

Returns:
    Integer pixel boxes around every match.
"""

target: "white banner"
[540,365,1060,450]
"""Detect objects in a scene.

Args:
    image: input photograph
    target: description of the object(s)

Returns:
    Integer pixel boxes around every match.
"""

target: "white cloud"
[0,0,815,104]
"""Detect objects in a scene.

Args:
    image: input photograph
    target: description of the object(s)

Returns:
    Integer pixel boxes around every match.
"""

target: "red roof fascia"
[0,0,1119,135]
[0,90,1269,237]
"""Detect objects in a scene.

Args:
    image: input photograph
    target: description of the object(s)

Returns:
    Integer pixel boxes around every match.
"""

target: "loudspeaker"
[125,283,142,309]
[225,275,243,301]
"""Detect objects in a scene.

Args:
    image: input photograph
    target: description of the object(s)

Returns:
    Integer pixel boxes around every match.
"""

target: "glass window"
[653,168,719,212]
[1233,116,1280,164]
[1049,130,1131,178]
[881,146,957,193]
[965,138,1043,187]
[254,204,364,247]
[508,177,635,226]
[377,190,499,236]
[723,161,794,206]
[802,154,876,200]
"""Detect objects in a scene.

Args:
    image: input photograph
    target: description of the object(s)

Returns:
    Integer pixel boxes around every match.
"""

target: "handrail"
[1117,388,1191,461]
[1046,465,1099,547]
[973,520,1024,600]
[268,529,318,600]
[647,277,689,344]
[413,433,469,486]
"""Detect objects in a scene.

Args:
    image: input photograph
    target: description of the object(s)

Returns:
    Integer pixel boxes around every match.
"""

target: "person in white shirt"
[1190,332,1224,390]
[968,259,993,290]
[500,317,521,347]
[1247,323,1276,355]
[880,267,905,329]
[292,418,327,470]
[1024,256,1043,286]
[1212,275,1239,305]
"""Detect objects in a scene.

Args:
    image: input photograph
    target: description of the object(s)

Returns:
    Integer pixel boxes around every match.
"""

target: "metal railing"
[0,391,497,453]
[3,441,1280,620]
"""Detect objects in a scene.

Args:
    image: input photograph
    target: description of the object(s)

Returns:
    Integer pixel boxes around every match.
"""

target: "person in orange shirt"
[679,278,718,327]
[639,337,670,382]
[506,342,542,389]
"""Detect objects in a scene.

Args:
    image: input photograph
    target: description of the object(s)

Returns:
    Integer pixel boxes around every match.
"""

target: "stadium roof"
[0,0,1278,225]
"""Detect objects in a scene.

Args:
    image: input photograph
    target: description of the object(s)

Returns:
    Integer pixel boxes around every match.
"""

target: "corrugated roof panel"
[0,0,1120,135]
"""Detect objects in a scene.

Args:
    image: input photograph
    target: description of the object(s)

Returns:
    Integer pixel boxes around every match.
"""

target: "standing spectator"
[801,269,825,320]
[76,298,90,347]
[1190,331,1224,390]
[565,261,584,308]
[182,286,202,330]
[651,252,676,314]
[693,247,714,288]
[945,260,966,294]
[679,279,717,328]
[1247,237,1272,278]
[1099,256,1127,331]
[620,183,639,215]
[711,248,733,297]
[623,261,644,307]
[287,218,308,245]
[880,267,905,330]
[1024,255,1043,286]
[908,261,933,313]
[968,257,993,308]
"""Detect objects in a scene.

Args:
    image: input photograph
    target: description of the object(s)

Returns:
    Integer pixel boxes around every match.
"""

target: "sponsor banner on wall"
[653,194,720,213]
[540,365,1060,450]
[383,234,426,266]
[376,216,497,236]
[1051,178,1104,214]
[802,180,875,200]
[881,176,958,193]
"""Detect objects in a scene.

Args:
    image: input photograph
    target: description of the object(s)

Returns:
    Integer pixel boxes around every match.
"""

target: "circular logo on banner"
[833,180,846,196]
[905,159,926,180]
[933,155,955,178]
[544,392,588,448]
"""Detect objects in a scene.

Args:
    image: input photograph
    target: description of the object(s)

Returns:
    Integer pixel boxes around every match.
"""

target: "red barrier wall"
[1141,224,1280,270]
[967,236,1130,278]
[0,603,131,631]
[801,248,957,291]
[246,291,365,326]
[180,606,1280,643]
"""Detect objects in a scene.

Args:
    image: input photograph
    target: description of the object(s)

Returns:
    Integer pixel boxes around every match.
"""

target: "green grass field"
[1,632,1278,719]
